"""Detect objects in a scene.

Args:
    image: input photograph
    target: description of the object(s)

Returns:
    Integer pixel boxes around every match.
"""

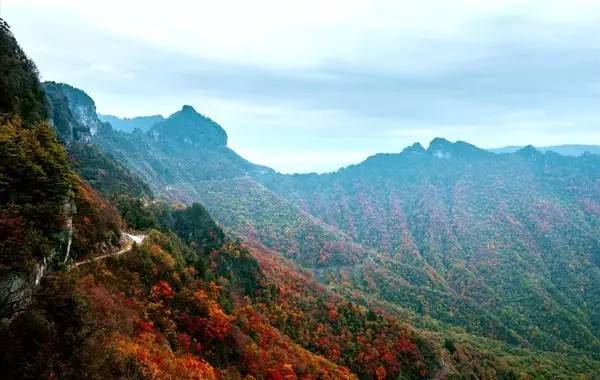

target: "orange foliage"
[114,332,217,380]
[205,302,232,340]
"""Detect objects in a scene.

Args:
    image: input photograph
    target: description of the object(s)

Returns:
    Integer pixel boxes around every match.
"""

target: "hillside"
[3,15,599,378]
[0,19,47,125]
[254,139,600,354]
[86,104,374,269]
[42,82,152,199]
[2,18,576,379]
[81,94,600,375]
[0,20,123,322]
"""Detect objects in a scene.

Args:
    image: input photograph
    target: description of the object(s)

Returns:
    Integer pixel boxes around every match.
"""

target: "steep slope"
[88,104,371,268]
[59,88,600,365]
[43,82,152,199]
[43,81,91,144]
[7,17,600,379]
[0,19,47,125]
[253,139,600,355]
[52,82,103,135]
[67,144,153,199]
[0,21,123,321]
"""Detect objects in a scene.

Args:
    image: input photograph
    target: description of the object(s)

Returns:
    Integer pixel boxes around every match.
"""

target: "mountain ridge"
[81,102,600,358]
[98,113,164,133]
[3,17,600,379]
[490,144,600,156]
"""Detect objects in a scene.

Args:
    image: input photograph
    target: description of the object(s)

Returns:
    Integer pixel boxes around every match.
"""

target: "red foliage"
[151,280,174,300]
[204,303,232,340]
[177,332,192,352]
[135,318,155,334]
[375,366,387,380]
[394,338,418,353]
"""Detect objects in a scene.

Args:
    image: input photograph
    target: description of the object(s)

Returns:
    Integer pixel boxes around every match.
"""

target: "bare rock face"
[43,81,96,144]
[58,83,102,135]
[0,195,75,323]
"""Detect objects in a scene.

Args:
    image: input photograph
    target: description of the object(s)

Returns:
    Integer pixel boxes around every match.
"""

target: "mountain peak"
[427,138,491,159]
[427,137,453,159]
[515,145,542,158]
[168,105,204,120]
[180,104,196,113]
[151,105,228,148]
[428,137,452,149]
[402,142,426,154]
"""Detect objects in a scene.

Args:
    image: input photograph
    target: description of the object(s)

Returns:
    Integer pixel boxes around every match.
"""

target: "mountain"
[88,105,376,269]
[0,21,427,379]
[93,105,269,188]
[0,19,47,125]
[53,82,103,135]
[42,82,151,199]
[43,81,91,144]
[3,20,557,380]
[84,101,600,375]
[98,113,164,133]
[253,139,600,354]
[151,105,227,148]
[490,144,600,156]
[0,21,123,322]
[4,15,598,376]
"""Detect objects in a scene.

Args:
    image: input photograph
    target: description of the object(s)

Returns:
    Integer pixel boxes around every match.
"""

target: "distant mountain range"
[490,144,600,156]
[76,97,600,359]
[100,111,600,160]
[98,113,164,133]
[4,17,599,378]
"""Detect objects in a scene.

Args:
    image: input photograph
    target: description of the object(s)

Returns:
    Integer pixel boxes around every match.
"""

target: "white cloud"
[7,0,600,70]
[3,0,600,172]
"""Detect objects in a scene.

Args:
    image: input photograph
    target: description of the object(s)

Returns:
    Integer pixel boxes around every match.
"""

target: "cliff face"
[0,21,76,320]
[0,120,77,321]
[0,24,122,322]
[43,82,93,144]
[57,83,102,135]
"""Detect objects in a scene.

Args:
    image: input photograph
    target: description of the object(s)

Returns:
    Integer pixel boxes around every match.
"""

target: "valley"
[0,15,599,380]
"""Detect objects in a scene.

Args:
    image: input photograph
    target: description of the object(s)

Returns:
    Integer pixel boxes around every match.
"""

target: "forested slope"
[3,18,577,379]
[3,15,598,377]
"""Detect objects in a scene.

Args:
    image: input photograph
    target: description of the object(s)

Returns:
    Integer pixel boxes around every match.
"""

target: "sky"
[3,0,600,173]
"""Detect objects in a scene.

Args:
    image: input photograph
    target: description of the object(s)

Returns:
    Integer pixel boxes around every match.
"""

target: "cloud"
[3,0,600,172]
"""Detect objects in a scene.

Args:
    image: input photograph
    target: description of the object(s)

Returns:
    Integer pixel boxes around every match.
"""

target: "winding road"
[70,232,146,269]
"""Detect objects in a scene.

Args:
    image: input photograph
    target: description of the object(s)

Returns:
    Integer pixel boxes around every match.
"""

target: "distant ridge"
[490,144,600,156]
[98,113,164,132]
[42,81,600,375]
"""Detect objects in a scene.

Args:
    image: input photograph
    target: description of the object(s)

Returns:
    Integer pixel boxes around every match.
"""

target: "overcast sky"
[3,0,600,173]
